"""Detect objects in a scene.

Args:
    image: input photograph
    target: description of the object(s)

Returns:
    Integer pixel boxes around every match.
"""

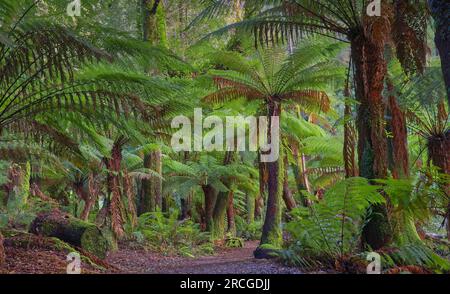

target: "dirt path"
[107,241,302,274]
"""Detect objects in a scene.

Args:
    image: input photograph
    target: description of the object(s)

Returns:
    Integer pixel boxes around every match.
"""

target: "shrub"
[134,210,213,257]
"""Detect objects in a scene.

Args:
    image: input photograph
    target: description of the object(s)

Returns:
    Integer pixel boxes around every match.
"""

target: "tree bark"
[212,191,229,239]
[258,99,283,251]
[139,150,162,214]
[343,85,358,178]
[387,82,409,179]
[427,131,450,240]
[30,211,110,259]
[429,0,450,107]
[202,185,217,233]
[99,139,125,240]
[142,0,167,46]
[351,33,392,250]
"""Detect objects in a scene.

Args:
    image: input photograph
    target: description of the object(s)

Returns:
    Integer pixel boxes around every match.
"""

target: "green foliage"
[286,178,384,258]
[235,215,262,241]
[134,210,213,257]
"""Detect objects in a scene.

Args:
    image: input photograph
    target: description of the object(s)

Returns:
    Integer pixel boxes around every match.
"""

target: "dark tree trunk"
[180,193,192,220]
[202,185,217,232]
[282,155,296,211]
[259,99,283,251]
[351,35,392,250]
[427,131,450,240]
[254,195,264,220]
[429,0,450,107]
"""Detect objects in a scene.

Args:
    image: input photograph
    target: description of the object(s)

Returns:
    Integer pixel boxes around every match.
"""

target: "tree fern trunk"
[202,184,217,233]
[258,100,283,253]
[387,80,410,179]
[427,131,450,240]
[351,34,392,250]
[429,0,450,107]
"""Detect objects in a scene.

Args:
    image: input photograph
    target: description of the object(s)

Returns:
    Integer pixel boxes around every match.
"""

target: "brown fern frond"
[203,87,264,104]
[281,90,330,112]
[392,0,428,76]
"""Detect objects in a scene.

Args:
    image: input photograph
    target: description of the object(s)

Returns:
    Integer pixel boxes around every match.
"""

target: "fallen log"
[29,210,110,259]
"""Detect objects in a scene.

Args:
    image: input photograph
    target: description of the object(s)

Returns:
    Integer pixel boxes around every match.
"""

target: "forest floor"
[107,240,303,274]
[1,232,302,274]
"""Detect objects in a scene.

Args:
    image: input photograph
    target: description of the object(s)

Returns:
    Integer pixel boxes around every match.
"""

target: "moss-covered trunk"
[6,162,30,215]
[351,35,392,250]
[30,211,110,259]
[212,191,229,239]
[258,100,283,253]
[142,0,167,47]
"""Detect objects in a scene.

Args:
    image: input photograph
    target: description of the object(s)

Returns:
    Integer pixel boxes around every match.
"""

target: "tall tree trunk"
[427,131,450,240]
[139,150,162,214]
[387,81,410,179]
[429,0,450,107]
[282,155,296,211]
[226,191,236,235]
[351,33,392,250]
[202,185,217,233]
[142,0,167,46]
[100,139,125,239]
[211,151,233,240]
[123,170,138,229]
[258,100,283,251]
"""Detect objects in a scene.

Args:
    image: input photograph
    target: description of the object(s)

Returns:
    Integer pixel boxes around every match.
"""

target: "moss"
[80,227,110,259]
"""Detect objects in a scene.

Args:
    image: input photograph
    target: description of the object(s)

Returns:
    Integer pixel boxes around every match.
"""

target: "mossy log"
[29,211,110,259]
